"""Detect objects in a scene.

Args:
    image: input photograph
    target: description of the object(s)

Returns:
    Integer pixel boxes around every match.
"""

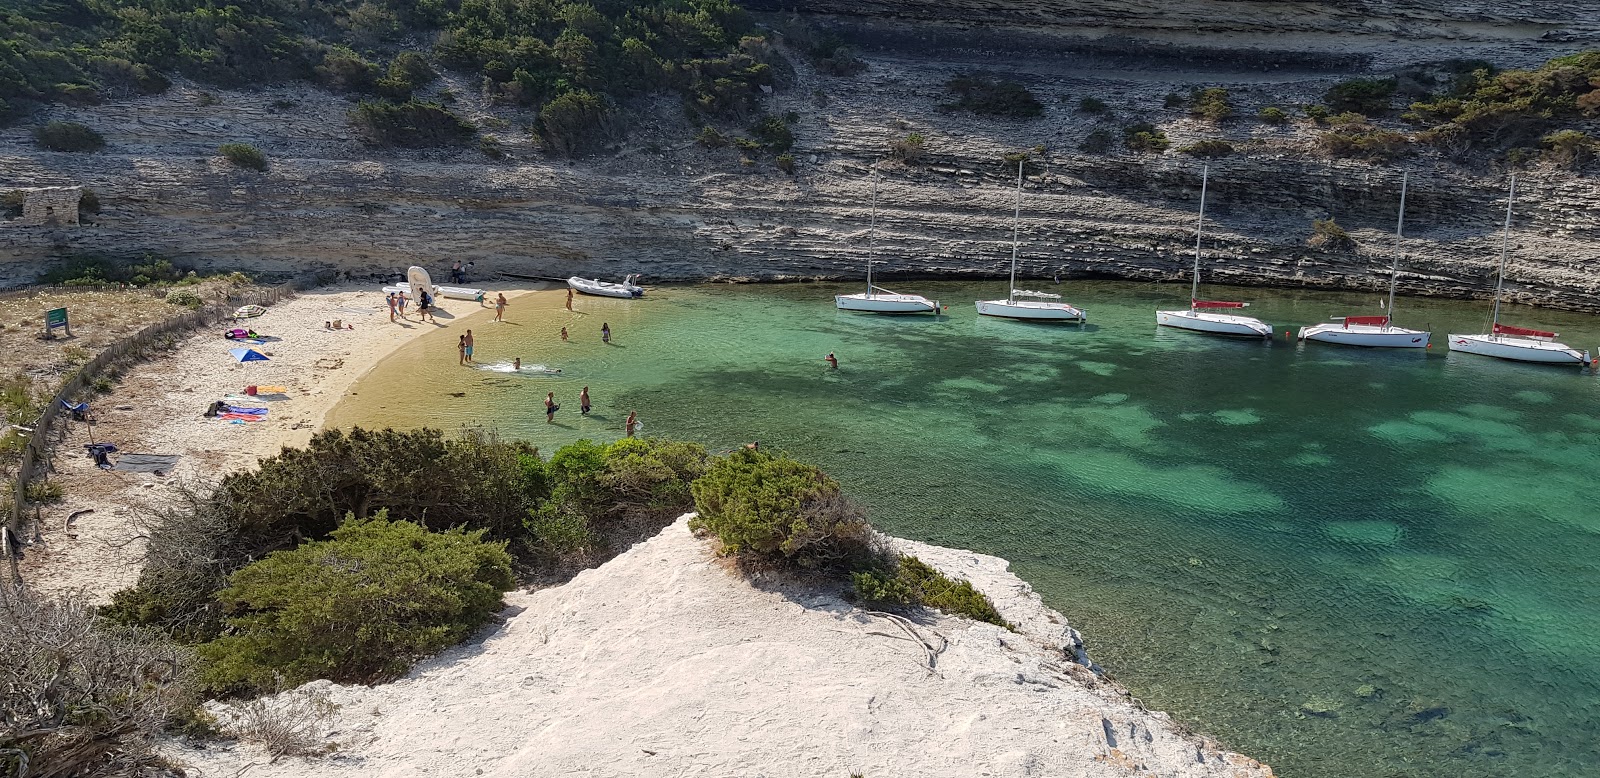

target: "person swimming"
[824,352,838,369]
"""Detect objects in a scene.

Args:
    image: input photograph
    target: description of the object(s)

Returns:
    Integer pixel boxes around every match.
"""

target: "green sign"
[46,308,68,328]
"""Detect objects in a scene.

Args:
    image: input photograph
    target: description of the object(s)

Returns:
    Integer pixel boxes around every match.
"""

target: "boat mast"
[1386,172,1408,324]
[1489,174,1516,336]
[1190,165,1208,308]
[1008,159,1023,304]
[867,171,878,296]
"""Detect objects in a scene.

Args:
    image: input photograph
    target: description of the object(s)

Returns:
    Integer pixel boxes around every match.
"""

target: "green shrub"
[750,115,794,154]
[690,448,878,570]
[944,75,1044,118]
[351,100,476,148]
[1189,87,1233,121]
[1259,106,1288,125]
[1541,129,1596,169]
[34,122,105,152]
[1326,78,1397,115]
[1317,123,1411,161]
[1180,139,1235,158]
[1079,129,1115,154]
[1308,218,1355,251]
[853,555,1009,628]
[218,143,267,171]
[1078,97,1108,114]
[1305,104,1332,123]
[891,132,926,163]
[24,479,64,504]
[478,134,506,159]
[538,91,615,156]
[197,515,514,695]
[1163,92,1185,109]
[78,188,100,213]
[1123,123,1170,153]
[165,288,203,309]
[696,125,728,149]
[375,52,436,100]
[775,153,795,174]
[1403,52,1600,153]
[315,47,379,93]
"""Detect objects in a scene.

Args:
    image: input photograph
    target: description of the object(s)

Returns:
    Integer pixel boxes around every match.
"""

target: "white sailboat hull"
[836,293,939,314]
[1447,333,1588,364]
[1156,309,1272,337]
[1299,323,1430,348]
[569,276,643,298]
[976,299,1085,321]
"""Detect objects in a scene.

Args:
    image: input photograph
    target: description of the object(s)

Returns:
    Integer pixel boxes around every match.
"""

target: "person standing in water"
[545,392,559,423]
[825,352,838,369]
[580,386,591,415]
[458,335,467,366]
[494,293,507,322]
[513,357,521,370]
[464,329,475,363]
[601,322,611,343]
[566,287,574,311]
[625,410,637,437]
[560,326,568,341]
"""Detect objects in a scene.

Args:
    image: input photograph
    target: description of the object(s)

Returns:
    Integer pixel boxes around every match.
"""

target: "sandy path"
[20,282,542,602]
[172,516,1273,778]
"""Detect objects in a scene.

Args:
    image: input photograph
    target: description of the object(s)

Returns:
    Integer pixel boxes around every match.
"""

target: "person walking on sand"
[825,352,838,369]
[560,326,568,341]
[625,410,638,438]
[601,322,611,343]
[566,287,574,311]
[464,329,475,363]
[419,290,434,323]
[387,292,397,323]
[494,292,507,322]
[458,335,467,366]
[397,291,408,319]
[580,386,591,415]
[545,392,559,424]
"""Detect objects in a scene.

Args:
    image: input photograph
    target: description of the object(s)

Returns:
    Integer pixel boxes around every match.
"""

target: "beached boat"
[1299,173,1430,349]
[1448,176,1590,366]
[975,160,1086,323]
[1155,166,1272,338]
[569,274,644,299]
[836,172,940,315]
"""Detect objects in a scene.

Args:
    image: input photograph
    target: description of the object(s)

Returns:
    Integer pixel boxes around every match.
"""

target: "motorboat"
[1299,172,1430,349]
[835,171,940,315]
[384,281,485,302]
[569,274,644,299]
[1155,166,1272,338]
[1447,176,1590,366]
[975,159,1086,323]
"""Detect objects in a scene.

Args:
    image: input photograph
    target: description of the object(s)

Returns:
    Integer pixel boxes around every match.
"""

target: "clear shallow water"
[330,281,1600,778]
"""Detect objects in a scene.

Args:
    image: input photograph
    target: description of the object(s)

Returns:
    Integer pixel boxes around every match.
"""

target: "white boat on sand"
[836,172,940,315]
[1155,166,1272,338]
[384,281,485,302]
[569,274,644,299]
[1299,172,1430,349]
[1447,175,1590,366]
[976,160,1086,323]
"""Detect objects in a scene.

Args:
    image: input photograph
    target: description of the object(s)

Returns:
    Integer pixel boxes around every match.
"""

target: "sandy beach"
[20,282,548,602]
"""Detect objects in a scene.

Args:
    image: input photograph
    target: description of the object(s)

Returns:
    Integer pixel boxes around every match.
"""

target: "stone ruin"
[6,186,82,227]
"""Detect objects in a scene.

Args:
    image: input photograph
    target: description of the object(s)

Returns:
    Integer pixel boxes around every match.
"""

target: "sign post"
[45,307,69,338]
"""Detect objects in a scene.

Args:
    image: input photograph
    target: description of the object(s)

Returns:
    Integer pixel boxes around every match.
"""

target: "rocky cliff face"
[1,7,1597,310]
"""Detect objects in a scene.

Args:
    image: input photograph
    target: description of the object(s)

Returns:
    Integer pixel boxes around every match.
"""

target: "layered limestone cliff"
[1,6,1597,310]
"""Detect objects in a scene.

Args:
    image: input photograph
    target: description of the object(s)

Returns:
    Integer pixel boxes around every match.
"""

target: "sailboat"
[835,172,941,315]
[1298,172,1430,348]
[975,160,1086,322]
[1155,166,1272,337]
[1448,175,1590,365]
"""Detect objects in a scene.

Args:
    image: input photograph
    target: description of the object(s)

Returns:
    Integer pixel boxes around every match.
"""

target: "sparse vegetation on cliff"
[1406,50,1600,156]
[891,132,927,163]
[1189,87,1233,122]
[1123,123,1170,153]
[1308,218,1355,251]
[1326,78,1398,115]
[351,100,476,148]
[1317,121,1411,162]
[34,121,105,152]
[944,74,1044,118]
[1181,140,1235,158]
[219,143,268,171]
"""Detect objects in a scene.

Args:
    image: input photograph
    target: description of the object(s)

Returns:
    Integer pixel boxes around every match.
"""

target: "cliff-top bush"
[1123,123,1170,153]
[218,143,266,171]
[538,91,615,157]
[1326,78,1397,115]
[852,555,1009,628]
[34,122,105,152]
[197,515,514,696]
[1406,50,1600,154]
[944,75,1044,119]
[690,448,879,571]
[1541,129,1597,169]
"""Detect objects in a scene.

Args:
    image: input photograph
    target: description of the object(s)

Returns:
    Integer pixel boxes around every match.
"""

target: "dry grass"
[221,685,340,759]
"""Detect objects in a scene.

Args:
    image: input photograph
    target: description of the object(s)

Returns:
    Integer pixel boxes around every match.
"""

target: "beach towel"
[113,454,180,473]
[218,413,264,422]
[224,407,268,415]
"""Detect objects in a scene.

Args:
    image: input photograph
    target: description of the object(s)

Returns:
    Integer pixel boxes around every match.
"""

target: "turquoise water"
[332,281,1600,777]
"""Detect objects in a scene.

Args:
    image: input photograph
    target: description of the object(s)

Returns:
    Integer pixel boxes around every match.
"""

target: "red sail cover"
[1343,315,1390,327]
[1494,323,1556,338]
[1192,299,1245,309]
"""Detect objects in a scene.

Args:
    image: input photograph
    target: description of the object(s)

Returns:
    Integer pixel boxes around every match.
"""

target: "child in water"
[560,327,568,341]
